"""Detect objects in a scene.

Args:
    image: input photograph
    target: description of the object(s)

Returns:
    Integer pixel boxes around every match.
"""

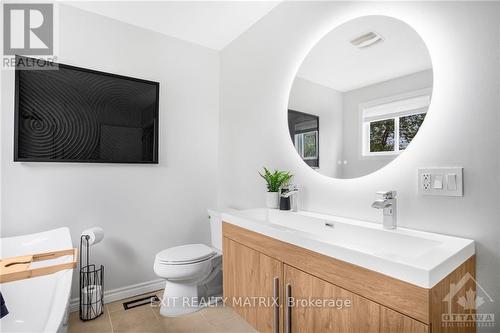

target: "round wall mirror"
[288,16,433,179]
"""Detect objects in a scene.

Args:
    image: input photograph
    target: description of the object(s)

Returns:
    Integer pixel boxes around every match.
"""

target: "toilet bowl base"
[159,276,222,317]
[160,282,200,317]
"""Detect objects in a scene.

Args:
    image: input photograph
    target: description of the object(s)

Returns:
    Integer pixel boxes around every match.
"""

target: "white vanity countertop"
[221,208,475,289]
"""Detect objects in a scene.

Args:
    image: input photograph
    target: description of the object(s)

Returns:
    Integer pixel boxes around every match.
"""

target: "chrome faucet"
[371,191,397,229]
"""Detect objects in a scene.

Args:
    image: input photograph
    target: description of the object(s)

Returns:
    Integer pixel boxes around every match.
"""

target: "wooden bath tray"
[0,248,77,283]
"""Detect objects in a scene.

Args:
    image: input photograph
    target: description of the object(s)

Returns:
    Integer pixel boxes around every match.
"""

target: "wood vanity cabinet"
[380,308,429,333]
[222,223,475,333]
[284,264,381,333]
[223,237,282,333]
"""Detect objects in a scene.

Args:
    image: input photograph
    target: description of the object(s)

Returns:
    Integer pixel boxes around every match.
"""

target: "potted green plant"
[259,167,293,209]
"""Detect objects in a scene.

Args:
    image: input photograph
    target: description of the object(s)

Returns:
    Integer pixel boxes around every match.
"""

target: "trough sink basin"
[222,208,474,288]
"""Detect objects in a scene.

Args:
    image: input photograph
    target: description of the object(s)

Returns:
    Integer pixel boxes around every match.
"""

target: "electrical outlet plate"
[418,168,463,197]
[422,173,431,190]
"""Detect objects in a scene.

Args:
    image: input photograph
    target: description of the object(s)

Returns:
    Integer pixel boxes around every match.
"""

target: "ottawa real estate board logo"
[442,272,495,329]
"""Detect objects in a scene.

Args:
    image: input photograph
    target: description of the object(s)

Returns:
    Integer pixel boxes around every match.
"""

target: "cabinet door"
[283,264,379,333]
[380,307,429,333]
[223,237,283,333]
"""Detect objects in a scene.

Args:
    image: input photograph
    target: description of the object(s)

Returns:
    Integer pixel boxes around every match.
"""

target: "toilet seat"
[155,244,216,265]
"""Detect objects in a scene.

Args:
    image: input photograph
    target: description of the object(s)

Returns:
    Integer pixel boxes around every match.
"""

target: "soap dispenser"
[280,185,299,211]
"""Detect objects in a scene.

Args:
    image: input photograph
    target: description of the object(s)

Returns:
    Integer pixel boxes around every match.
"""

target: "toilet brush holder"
[79,235,104,321]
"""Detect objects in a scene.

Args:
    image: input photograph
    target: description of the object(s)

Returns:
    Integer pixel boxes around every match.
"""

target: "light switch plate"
[418,167,463,196]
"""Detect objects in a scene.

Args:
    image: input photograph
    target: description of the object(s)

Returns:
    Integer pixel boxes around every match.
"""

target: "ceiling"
[296,16,432,92]
[68,1,280,50]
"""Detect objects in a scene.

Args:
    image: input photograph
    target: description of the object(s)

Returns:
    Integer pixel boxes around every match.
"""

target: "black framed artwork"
[14,56,160,163]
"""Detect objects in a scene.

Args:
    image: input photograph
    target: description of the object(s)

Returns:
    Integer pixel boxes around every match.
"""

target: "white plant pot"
[266,192,279,209]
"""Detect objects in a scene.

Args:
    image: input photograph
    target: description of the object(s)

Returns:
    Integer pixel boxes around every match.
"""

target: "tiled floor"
[68,291,257,333]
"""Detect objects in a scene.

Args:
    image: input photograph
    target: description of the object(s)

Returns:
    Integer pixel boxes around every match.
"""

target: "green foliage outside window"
[399,113,426,150]
[303,132,317,158]
[370,119,395,152]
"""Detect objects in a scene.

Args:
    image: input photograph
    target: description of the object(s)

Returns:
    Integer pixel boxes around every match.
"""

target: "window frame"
[359,88,432,159]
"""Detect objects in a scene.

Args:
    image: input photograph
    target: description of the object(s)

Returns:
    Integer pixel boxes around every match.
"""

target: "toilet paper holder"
[79,234,104,321]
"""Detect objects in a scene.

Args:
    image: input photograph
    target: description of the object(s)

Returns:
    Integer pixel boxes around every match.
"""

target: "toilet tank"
[207,208,234,252]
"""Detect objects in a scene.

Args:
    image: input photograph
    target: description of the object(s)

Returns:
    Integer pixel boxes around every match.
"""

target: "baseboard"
[69,279,164,313]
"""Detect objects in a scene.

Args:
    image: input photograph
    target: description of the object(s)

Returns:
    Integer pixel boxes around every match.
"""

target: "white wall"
[288,77,343,178]
[219,2,500,329]
[341,69,433,179]
[0,5,220,297]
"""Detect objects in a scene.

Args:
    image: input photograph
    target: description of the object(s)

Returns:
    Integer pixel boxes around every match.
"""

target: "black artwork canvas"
[15,56,159,163]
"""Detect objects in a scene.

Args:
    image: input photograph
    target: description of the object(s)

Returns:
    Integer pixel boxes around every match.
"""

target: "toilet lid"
[156,244,216,264]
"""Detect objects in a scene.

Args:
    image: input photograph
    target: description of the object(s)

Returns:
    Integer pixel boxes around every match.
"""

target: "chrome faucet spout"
[371,191,397,229]
[371,200,392,209]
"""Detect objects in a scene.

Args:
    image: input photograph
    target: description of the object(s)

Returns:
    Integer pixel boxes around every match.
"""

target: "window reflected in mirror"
[362,91,430,156]
[399,113,426,150]
[288,110,319,168]
[369,119,395,153]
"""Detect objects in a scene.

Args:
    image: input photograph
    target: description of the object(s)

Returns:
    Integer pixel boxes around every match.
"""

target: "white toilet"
[153,208,228,317]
